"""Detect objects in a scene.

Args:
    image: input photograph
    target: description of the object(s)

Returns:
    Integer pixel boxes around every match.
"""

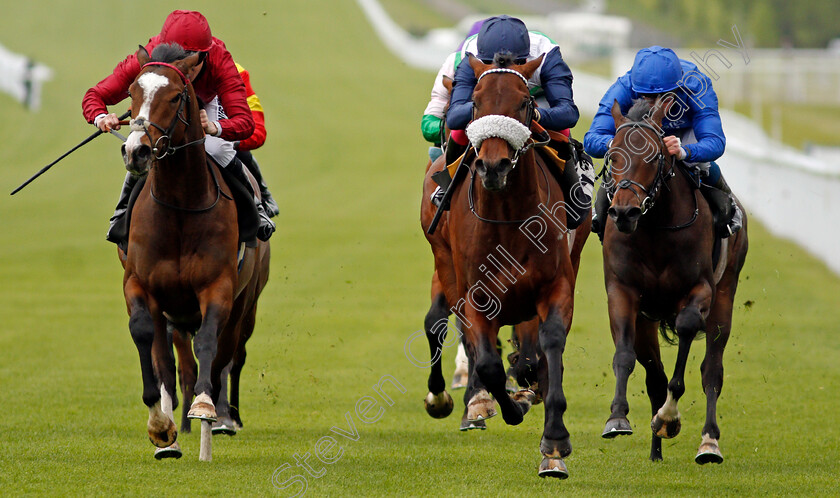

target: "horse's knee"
[538,314,567,352]
[129,308,154,346]
[475,355,505,386]
[676,306,704,335]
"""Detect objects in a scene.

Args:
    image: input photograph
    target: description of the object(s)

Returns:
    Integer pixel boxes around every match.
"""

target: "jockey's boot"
[106,172,139,246]
[590,186,610,243]
[431,137,467,208]
[236,150,279,218]
[702,174,743,238]
[227,157,275,241]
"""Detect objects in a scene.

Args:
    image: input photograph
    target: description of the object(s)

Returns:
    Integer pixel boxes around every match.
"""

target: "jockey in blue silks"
[431,15,592,211]
[584,45,742,240]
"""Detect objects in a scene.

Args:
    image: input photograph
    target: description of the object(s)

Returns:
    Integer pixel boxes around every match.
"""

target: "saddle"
[530,122,591,231]
[117,160,259,254]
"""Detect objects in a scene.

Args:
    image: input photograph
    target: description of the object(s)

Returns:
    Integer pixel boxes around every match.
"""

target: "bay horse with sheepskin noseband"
[599,96,747,464]
[119,44,269,456]
[420,53,583,478]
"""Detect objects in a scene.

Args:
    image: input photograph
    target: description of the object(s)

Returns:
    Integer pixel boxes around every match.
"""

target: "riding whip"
[10,110,131,195]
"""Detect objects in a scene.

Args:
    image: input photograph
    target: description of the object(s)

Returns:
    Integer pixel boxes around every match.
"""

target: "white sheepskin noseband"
[466,115,531,150]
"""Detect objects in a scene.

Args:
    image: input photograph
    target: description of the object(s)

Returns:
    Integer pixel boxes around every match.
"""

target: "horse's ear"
[611,99,626,127]
[442,75,453,93]
[176,51,202,77]
[518,54,544,80]
[136,45,151,66]
[649,93,673,126]
[468,53,491,79]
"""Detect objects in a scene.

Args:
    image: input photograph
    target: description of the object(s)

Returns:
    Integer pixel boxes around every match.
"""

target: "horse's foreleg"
[695,293,734,464]
[423,292,454,419]
[211,361,237,436]
[635,317,668,461]
[125,281,177,448]
[653,282,713,441]
[603,285,638,438]
[534,305,571,478]
[189,288,233,421]
[148,312,178,447]
[468,320,523,425]
[461,339,491,430]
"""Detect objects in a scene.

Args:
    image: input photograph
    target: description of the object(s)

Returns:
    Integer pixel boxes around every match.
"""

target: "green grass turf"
[1,1,839,496]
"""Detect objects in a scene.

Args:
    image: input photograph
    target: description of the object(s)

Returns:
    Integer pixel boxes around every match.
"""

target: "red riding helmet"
[159,10,213,52]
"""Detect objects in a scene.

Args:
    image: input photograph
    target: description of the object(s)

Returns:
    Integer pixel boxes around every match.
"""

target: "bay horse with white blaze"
[599,97,748,463]
[421,53,583,478]
[120,43,269,457]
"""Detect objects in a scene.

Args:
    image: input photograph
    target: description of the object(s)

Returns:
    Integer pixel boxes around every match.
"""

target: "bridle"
[131,62,206,160]
[466,67,552,225]
[134,62,228,213]
[603,121,698,230]
[471,68,543,169]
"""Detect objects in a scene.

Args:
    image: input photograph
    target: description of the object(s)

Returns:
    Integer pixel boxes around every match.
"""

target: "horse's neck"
[643,167,697,229]
[149,138,212,209]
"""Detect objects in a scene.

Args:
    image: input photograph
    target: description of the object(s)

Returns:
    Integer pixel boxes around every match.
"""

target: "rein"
[466,67,553,225]
[467,151,552,225]
[605,121,698,230]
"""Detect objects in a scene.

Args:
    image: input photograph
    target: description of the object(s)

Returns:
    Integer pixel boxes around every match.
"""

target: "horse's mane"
[626,98,653,122]
[492,51,516,68]
[150,43,190,64]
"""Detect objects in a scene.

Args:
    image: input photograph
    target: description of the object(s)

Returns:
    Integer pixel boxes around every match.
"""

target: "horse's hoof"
[466,391,497,422]
[602,417,633,438]
[424,391,454,419]
[538,457,569,479]
[148,419,178,448]
[651,414,681,439]
[511,389,536,416]
[188,394,217,422]
[459,418,487,431]
[695,435,724,464]
[154,442,183,460]
[212,417,237,436]
[451,370,468,390]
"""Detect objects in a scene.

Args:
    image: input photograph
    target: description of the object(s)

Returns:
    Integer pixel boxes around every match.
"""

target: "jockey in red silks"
[82,10,275,245]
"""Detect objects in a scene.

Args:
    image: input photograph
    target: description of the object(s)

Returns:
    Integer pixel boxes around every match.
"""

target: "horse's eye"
[170,94,181,104]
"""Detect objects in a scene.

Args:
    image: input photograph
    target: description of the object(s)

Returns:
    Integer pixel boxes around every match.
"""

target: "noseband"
[131,62,206,160]
[605,121,674,215]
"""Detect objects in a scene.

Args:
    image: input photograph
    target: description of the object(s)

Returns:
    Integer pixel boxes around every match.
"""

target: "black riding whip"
[10,110,131,195]
[427,147,473,235]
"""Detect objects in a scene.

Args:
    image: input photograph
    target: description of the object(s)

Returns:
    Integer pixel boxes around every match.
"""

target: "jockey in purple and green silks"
[420,19,486,159]
[584,45,742,240]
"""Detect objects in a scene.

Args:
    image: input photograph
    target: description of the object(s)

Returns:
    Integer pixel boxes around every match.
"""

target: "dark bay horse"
[119,44,269,457]
[599,97,748,463]
[420,53,585,478]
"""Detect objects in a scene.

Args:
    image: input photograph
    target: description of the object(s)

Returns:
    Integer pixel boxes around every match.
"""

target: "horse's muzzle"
[475,157,513,192]
[123,142,152,176]
[608,205,642,234]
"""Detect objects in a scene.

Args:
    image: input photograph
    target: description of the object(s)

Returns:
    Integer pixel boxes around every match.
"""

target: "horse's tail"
[658,319,706,345]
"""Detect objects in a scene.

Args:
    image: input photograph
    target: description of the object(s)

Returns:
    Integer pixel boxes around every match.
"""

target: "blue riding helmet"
[476,15,529,62]
[630,46,683,94]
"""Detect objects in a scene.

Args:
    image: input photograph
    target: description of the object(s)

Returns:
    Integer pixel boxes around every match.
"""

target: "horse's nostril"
[475,159,485,171]
[626,207,642,221]
[135,145,151,161]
